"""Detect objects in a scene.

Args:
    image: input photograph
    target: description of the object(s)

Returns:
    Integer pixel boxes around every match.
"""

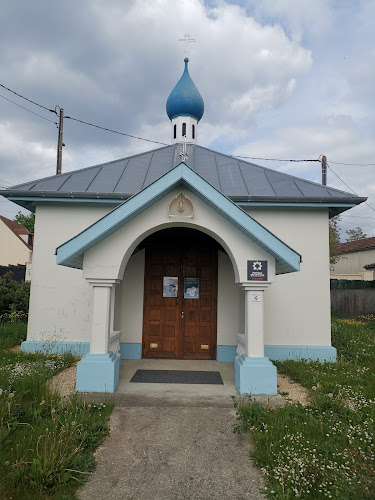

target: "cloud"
[244,0,333,42]
[0,0,311,175]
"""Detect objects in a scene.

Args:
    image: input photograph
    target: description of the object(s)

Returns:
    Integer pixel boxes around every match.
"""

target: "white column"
[87,279,120,355]
[235,283,276,395]
[244,287,265,357]
[239,283,271,358]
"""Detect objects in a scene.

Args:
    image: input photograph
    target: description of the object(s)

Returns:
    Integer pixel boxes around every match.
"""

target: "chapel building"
[0,59,366,393]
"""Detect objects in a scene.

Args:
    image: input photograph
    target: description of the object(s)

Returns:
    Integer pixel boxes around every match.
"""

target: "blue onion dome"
[166,58,204,122]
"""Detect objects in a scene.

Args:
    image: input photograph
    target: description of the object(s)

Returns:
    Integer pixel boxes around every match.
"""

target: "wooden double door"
[142,230,218,359]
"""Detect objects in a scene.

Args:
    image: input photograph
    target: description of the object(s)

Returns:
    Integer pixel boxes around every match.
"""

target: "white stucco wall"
[217,250,243,345]
[246,207,331,346]
[120,249,145,343]
[27,204,114,342]
[0,220,30,266]
[332,248,375,274]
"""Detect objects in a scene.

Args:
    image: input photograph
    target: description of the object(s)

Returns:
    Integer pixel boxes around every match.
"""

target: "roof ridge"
[7,145,173,190]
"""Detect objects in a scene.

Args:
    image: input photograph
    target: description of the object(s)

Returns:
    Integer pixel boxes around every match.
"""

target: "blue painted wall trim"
[21,340,90,356]
[265,345,337,362]
[120,343,142,359]
[216,345,337,362]
[21,341,336,363]
[217,345,237,361]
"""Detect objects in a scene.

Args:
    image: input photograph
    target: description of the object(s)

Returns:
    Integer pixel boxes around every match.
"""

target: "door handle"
[181,311,184,319]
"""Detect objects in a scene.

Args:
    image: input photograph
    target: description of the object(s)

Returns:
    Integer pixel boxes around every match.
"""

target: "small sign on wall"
[251,293,262,303]
[247,260,268,281]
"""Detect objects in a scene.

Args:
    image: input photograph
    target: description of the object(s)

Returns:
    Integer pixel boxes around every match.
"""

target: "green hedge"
[0,272,30,317]
[330,279,375,290]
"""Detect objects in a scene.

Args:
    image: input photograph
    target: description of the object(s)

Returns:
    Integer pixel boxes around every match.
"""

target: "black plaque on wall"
[247,260,268,281]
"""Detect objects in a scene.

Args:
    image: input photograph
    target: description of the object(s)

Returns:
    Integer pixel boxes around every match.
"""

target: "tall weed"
[0,323,114,498]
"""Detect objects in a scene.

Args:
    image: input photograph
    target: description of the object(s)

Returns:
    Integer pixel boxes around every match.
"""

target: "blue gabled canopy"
[56,162,301,275]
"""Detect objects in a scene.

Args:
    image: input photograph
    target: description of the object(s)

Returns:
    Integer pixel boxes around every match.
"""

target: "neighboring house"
[0,215,33,281]
[331,237,375,281]
[0,59,367,394]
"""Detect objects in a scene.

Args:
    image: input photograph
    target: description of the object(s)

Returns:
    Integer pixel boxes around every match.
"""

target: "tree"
[329,216,341,265]
[346,227,367,241]
[13,211,35,233]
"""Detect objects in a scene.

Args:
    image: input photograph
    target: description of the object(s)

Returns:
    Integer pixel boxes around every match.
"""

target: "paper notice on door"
[184,278,199,299]
[163,277,178,297]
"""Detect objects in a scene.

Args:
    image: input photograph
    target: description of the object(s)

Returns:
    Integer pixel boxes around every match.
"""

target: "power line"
[328,160,375,166]
[233,156,375,167]
[233,155,320,162]
[0,93,58,124]
[64,115,169,146]
[0,82,57,115]
[0,83,374,167]
[0,177,12,185]
[0,83,169,146]
[327,163,375,214]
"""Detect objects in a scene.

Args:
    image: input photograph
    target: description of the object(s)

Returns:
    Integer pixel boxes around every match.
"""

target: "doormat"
[130,370,224,385]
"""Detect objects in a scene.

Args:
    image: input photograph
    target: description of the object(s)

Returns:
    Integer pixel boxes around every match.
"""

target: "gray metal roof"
[0,144,366,215]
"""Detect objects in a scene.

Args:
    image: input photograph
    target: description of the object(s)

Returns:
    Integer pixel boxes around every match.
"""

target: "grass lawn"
[234,315,375,499]
[0,322,114,499]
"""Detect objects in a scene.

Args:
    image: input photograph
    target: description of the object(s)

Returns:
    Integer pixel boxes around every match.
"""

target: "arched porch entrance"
[140,228,220,360]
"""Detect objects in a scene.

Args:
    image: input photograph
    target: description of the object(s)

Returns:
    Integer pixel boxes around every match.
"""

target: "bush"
[0,272,30,318]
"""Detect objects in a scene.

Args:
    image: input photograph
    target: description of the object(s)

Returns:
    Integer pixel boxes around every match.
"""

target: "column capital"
[86,278,121,287]
[240,282,272,291]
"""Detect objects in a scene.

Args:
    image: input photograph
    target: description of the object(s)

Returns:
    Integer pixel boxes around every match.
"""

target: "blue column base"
[76,353,122,393]
[234,355,277,395]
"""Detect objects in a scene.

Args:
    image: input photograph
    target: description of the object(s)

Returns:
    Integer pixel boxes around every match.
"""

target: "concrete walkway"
[78,360,270,499]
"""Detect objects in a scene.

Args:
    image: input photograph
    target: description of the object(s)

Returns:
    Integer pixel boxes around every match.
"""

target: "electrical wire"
[0,93,58,124]
[0,83,375,167]
[0,83,57,115]
[0,83,168,146]
[327,163,375,214]
[64,115,169,146]
[328,160,375,166]
[233,155,320,162]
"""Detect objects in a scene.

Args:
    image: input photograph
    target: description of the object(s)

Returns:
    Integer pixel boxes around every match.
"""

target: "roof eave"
[1,190,366,205]
[232,195,367,204]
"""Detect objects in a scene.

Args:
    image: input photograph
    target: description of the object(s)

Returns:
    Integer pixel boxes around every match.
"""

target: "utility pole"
[322,155,327,186]
[56,107,64,175]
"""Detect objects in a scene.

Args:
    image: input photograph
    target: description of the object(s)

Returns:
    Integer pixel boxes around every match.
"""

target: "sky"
[0,0,374,239]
